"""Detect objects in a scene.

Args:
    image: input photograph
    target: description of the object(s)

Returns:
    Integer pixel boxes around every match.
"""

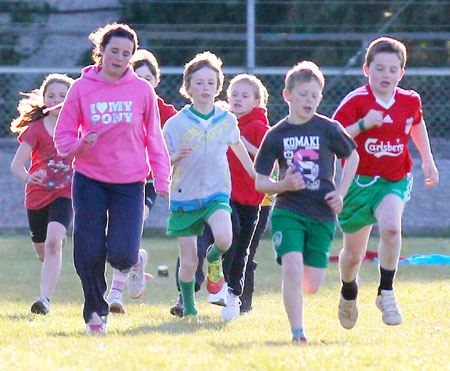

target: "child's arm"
[324,149,359,214]
[11,142,45,184]
[170,144,192,164]
[229,139,256,179]
[410,119,439,187]
[344,109,383,138]
[255,166,305,195]
[240,137,258,157]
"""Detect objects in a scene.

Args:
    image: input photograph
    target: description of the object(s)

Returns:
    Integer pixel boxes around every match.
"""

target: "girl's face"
[283,79,322,124]
[100,36,134,81]
[44,82,69,118]
[364,52,404,100]
[135,64,157,88]
[187,66,218,106]
[229,81,259,118]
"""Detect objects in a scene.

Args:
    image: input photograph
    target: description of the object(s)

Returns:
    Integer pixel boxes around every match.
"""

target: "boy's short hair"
[131,49,160,86]
[365,37,407,69]
[180,51,224,100]
[285,61,325,92]
[226,73,269,109]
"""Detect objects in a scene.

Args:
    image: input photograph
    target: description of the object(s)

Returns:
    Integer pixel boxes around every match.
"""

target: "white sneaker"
[375,289,403,326]
[338,296,358,329]
[208,282,228,307]
[222,292,241,321]
[128,249,148,299]
[107,290,125,314]
[86,312,107,334]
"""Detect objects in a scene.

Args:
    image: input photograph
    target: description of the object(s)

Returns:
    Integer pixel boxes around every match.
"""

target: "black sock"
[341,279,358,300]
[378,267,396,295]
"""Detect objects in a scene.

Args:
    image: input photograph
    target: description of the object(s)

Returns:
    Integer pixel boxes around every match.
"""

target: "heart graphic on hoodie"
[96,102,108,113]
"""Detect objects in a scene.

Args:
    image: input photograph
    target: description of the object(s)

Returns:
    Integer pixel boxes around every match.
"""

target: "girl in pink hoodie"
[54,23,170,334]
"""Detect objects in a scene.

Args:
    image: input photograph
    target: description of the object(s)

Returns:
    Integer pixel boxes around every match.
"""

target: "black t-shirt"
[255,114,356,221]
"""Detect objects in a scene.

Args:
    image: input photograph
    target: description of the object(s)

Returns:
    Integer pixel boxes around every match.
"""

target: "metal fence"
[1,67,449,141]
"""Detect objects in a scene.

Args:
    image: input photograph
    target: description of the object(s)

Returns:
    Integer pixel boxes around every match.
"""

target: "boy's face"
[364,52,404,99]
[283,79,322,123]
[135,64,157,88]
[187,66,218,105]
[229,81,259,118]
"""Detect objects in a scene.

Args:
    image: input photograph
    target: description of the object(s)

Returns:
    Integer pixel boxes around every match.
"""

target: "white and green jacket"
[163,104,240,212]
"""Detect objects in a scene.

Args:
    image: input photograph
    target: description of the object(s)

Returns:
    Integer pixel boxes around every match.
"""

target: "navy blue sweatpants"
[72,172,144,323]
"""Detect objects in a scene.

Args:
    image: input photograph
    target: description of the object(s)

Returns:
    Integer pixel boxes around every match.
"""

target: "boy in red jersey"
[332,37,439,329]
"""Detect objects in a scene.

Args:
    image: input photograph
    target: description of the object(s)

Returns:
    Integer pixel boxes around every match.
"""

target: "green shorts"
[270,209,335,268]
[166,201,232,237]
[339,174,413,233]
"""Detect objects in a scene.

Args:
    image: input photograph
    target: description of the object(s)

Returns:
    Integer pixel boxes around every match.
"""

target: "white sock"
[111,269,128,293]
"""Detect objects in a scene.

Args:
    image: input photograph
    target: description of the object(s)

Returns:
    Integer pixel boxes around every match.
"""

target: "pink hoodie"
[54,66,170,193]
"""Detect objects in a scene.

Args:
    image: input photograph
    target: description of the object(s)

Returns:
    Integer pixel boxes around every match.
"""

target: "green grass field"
[0,234,449,370]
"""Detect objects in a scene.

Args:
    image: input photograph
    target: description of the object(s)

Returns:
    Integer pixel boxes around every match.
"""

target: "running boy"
[163,51,256,320]
[332,37,439,329]
[254,61,359,342]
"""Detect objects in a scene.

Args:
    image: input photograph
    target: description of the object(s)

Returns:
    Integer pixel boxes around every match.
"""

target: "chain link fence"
[1,67,449,154]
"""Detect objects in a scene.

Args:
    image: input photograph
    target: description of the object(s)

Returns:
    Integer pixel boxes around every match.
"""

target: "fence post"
[247,0,255,73]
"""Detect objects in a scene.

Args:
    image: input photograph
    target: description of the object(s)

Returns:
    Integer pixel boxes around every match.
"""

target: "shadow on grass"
[49,315,227,337]
[0,313,35,322]
[209,339,344,349]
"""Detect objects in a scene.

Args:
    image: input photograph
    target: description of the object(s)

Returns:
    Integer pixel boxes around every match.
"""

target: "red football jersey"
[333,84,422,181]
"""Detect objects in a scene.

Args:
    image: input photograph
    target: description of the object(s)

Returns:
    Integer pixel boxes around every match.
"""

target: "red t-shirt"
[332,84,422,181]
[147,96,178,181]
[18,119,72,209]
[227,107,269,205]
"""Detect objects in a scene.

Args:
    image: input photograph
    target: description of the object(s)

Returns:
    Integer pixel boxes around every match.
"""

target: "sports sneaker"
[169,293,184,318]
[292,336,307,344]
[183,313,199,323]
[31,298,50,315]
[338,296,358,329]
[208,281,228,307]
[107,290,125,314]
[222,291,241,321]
[86,312,107,334]
[128,249,148,299]
[206,246,224,294]
[375,289,403,326]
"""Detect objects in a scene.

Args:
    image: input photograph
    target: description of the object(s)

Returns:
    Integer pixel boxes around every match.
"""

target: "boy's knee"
[181,257,198,274]
[283,260,302,281]
[341,247,365,266]
[303,282,320,294]
[379,222,401,240]
[214,233,232,251]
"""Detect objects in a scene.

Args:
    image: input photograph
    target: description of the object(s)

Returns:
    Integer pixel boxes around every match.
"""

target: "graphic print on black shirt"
[255,114,356,221]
